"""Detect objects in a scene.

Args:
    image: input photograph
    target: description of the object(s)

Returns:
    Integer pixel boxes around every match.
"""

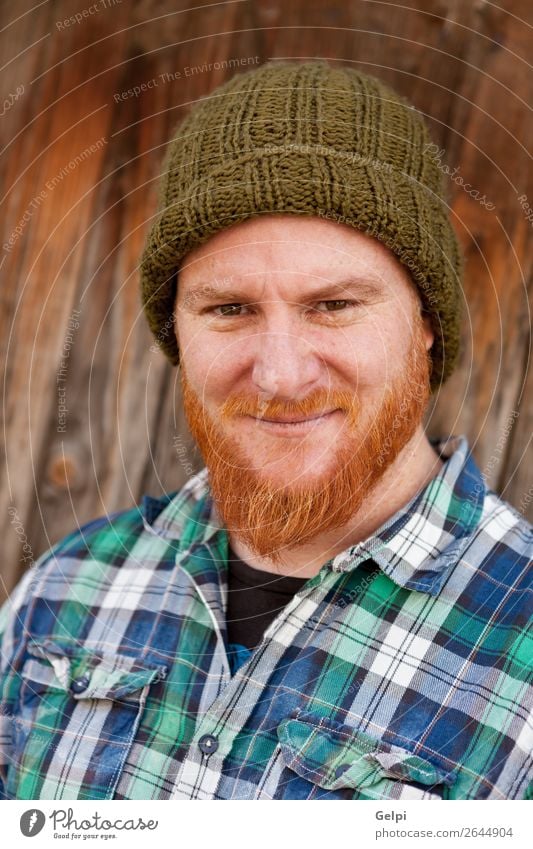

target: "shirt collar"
[140,468,213,549]
[329,435,486,595]
[141,434,486,597]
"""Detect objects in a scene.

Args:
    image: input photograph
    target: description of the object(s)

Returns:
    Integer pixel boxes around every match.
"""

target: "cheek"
[333,328,393,382]
[179,331,245,399]
[335,330,412,400]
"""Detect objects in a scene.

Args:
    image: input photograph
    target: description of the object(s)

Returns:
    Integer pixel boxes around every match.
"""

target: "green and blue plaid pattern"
[0,435,531,800]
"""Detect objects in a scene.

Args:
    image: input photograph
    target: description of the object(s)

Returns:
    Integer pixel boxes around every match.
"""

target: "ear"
[173,285,180,344]
[422,311,434,351]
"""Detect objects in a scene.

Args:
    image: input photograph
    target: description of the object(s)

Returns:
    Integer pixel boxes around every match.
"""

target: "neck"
[227,426,444,578]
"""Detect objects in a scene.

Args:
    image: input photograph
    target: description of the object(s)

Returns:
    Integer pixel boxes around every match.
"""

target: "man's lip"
[248,410,338,424]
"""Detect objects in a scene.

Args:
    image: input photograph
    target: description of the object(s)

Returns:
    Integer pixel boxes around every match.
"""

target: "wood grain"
[1,0,531,601]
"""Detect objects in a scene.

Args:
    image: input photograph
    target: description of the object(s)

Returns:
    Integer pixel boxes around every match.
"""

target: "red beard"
[179,315,431,565]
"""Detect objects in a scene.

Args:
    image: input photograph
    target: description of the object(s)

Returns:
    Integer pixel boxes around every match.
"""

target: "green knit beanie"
[140,60,463,392]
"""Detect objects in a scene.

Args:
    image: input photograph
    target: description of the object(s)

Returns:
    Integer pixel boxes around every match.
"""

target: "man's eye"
[316,300,352,312]
[213,303,245,316]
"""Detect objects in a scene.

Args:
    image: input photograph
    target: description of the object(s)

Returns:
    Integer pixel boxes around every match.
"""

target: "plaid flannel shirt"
[0,435,531,800]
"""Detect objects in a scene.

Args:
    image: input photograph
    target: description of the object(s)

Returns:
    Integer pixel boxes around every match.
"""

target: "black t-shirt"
[226,544,309,651]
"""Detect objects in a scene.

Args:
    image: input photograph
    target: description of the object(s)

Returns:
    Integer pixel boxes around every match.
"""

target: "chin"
[253,453,336,487]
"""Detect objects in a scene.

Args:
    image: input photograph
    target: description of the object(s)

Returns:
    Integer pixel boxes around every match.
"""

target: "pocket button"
[335,763,351,779]
[69,674,90,694]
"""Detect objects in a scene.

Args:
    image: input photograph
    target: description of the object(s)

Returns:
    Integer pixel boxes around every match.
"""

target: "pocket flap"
[25,638,167,701]
[277,710,457,792]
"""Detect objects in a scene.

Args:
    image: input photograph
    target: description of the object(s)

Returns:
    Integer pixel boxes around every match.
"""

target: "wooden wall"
[1,0,532,601]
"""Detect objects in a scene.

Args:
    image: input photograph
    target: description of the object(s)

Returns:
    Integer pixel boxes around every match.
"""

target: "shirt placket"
[170,554,336,799]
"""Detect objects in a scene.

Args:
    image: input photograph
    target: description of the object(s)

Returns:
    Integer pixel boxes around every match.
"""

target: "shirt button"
[69,674,90,694]
[334,763,351,779]
[198,734,219,755]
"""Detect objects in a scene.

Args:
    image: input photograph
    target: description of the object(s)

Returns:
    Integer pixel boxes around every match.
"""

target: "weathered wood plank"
[1,0,531,602]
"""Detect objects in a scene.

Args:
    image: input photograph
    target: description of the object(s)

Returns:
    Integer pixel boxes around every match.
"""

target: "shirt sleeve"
[0,552,52,798]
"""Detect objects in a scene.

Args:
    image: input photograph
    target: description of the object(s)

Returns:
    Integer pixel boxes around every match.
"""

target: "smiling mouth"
[248,410,339,425]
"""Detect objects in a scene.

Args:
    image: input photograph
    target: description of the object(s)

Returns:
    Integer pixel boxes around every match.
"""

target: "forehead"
[178,214,420,303]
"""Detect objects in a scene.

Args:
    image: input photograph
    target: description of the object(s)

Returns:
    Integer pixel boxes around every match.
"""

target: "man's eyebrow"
[298,278,385,300]
[181,277,384,304]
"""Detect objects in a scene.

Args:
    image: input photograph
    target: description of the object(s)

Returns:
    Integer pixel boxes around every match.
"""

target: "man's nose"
[250,331,323,399]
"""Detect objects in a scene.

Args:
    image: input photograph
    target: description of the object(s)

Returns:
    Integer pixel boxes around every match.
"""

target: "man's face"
[175,215,434,563]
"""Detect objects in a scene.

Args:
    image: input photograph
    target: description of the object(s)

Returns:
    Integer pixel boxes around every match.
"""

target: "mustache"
[219,389,358,421]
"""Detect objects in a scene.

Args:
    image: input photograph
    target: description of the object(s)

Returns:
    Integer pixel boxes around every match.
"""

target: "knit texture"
[140,60,464,391]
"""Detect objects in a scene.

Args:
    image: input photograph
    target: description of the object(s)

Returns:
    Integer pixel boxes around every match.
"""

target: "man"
[0,61,531,801]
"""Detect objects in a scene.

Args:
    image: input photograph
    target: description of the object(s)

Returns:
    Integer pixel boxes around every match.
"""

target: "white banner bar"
[2,799,530,849]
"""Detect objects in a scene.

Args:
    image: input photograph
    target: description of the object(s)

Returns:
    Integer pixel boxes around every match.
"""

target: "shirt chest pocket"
[8,638,167,800]
[273,711,458,800]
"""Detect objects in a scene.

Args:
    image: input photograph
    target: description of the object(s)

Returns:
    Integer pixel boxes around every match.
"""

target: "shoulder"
[15,501,148,588]
[475,489,533,573]
[0,492,183,674]
[450,488,532,619]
